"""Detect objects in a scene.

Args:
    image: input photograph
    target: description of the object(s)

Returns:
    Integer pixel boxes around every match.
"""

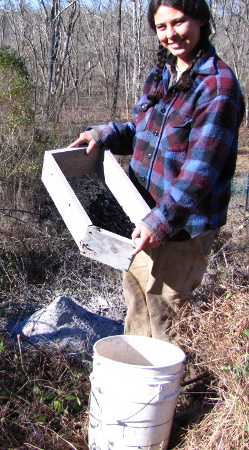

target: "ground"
[0,126,248,449]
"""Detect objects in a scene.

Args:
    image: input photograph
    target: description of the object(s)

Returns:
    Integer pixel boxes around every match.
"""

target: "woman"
[69,0,244,342]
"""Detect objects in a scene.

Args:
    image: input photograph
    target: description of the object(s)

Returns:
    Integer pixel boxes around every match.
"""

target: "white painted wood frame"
[42,147,150,271]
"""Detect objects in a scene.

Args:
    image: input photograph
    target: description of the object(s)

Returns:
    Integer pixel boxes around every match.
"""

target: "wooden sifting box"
[41,147,150,271]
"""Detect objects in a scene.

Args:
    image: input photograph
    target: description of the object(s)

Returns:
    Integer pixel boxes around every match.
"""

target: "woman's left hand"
[131,223,162,256]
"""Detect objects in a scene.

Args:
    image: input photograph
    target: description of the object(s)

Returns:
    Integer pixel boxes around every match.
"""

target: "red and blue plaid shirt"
[88,45,244,242]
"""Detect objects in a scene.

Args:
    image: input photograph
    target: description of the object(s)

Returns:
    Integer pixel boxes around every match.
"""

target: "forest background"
[0,0,248,219]
[0,0,248,449]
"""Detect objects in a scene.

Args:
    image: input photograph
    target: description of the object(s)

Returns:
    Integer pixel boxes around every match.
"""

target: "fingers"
[131,227,143,255]
[67,131,97,154]
[131,227,141,242]
[131,224,161,256]
[85,139,97,154]
[67,134,86,148]
[68,140,82,148]
[131,238,144,256]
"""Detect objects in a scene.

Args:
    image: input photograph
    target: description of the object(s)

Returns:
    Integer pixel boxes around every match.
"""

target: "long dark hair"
[147,0,212,103]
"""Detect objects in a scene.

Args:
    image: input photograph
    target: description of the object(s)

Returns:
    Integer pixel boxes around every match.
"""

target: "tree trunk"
[111,0,122,119]
[246,97,249,128]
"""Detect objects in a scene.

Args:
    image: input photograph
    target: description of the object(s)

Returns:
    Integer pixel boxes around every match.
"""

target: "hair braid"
[147,43,168,106]
[175,47,204,91]
[147,45,205,105]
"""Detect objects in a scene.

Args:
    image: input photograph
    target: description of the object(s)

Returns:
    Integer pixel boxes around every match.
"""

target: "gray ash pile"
[67,174,135,239]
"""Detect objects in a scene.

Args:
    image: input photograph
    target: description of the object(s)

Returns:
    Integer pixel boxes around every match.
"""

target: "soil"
[67,173,135,238]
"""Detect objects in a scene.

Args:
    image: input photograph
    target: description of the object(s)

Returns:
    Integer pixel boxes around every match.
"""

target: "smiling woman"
[154,6,203,71]
[68,0,244,344]
[147,0,212,100]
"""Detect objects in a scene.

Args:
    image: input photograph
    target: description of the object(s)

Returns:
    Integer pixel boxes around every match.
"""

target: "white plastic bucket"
[88,335,185,450]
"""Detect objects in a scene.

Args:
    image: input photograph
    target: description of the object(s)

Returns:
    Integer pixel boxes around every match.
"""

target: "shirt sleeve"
[86,121,136,155]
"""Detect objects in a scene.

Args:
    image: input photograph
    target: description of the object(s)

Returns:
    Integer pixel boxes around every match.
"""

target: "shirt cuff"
[86,124,115,148]
[142,208,173,242]
[87,129,102,146]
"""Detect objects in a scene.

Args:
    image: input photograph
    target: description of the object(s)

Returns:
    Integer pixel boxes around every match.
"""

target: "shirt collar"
[191,44,217,76]
[165,43,217,77]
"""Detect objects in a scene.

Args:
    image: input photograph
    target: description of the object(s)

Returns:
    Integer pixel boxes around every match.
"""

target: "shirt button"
[141,177,145,181]
[141,103,148,111]
[154,131,159,136]
[147,153,152,158]
[161,108,166,113]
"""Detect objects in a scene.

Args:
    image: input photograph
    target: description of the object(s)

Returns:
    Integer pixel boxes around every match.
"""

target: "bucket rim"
[92,334,186,369]
[93,354,185,371]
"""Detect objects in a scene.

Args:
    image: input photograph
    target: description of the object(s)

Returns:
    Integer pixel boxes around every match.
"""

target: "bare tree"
[1,0,246,127]
[211,0,249,126]
[111,0,122,118]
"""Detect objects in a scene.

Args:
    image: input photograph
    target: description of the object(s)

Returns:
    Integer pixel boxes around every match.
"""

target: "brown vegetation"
[0,128,248,449]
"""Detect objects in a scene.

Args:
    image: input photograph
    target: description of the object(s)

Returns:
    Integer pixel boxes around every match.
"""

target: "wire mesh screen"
[231,175,249,211]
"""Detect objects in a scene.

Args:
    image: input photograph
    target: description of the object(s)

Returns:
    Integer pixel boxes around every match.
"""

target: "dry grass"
[174,289,249,450]
[0,336,91,449]
[0,130,248,449]
[1,231,248,449]
[170,136,249,449]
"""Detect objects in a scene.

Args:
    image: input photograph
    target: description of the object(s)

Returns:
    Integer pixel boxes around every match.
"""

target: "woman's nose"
[165,25,176,40]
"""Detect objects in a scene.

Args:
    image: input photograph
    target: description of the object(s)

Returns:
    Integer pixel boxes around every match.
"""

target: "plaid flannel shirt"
[88,45,244,242]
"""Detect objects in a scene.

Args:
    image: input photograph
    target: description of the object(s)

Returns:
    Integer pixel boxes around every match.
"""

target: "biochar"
[67,174,135,239]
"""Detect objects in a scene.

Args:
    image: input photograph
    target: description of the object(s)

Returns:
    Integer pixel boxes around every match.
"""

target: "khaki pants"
[123,230,219,342]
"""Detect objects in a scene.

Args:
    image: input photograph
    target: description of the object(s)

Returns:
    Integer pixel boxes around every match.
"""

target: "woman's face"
[154,5,203,68]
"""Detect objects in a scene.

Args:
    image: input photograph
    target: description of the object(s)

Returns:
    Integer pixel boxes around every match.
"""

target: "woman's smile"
[167,37,186,49]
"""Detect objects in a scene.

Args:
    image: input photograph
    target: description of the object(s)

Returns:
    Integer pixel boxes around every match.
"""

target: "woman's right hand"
[68,131,98,154]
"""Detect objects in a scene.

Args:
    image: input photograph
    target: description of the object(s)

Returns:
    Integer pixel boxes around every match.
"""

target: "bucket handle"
[89,384,174,436]
[116,385,164,425]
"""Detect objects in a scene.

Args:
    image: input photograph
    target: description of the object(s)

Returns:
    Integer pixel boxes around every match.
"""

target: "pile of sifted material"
[10,296,124,353]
